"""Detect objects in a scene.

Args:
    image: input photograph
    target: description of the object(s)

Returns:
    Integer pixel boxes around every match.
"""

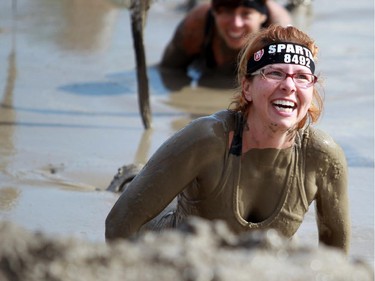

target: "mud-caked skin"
[105,110,350,253]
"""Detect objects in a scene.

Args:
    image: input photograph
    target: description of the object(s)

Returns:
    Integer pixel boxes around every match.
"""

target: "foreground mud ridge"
[0,218,372,281]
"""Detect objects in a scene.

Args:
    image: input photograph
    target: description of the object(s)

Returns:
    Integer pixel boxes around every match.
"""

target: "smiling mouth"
[228,31,243,40]
[272,100,296,113]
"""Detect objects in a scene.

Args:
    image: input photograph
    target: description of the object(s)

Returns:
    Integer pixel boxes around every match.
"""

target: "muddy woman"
[105,25,350,254]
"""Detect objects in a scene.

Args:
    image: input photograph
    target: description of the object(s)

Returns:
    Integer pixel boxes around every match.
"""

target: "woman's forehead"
[266,63,312,73]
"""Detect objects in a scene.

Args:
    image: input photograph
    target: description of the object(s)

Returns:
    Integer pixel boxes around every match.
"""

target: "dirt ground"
[0,218,373,281]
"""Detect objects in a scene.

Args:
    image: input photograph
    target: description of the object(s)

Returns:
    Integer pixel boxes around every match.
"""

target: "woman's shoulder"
[178,3,212,53]
[166,110,233,160]
[307,127,343,152]
[187,110,235,136]
[178,110,233,145]
[305,127,347,170]
[184,3,211,27]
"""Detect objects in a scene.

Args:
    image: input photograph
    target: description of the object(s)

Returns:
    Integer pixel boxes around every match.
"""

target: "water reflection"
[56,0,117,52]
[0,187,21,211]
[133,128,153,165]
[0,0,17,158]
[0,0,19,211]
[59,65,192,96]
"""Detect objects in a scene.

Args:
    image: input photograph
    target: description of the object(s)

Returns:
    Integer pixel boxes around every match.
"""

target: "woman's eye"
[295,74,310,80]
[267,71,284,78]
[242,11,254,18]
[217,7,233,16]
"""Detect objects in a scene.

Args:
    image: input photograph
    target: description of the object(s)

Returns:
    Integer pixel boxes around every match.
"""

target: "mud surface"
[0,218,373,281]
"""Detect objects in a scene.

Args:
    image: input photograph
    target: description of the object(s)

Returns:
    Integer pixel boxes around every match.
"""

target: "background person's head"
[212,0,268,50]
[232,25,323,129]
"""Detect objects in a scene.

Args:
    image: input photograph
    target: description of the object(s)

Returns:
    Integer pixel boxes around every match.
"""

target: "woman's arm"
[160,21,194,68]
[105,115,227,241]
[266,0,292,27]
[313,130,351,254]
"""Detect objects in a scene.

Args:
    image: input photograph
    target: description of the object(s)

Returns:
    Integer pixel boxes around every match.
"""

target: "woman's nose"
[280,76,297,93]
[231,13,245,27]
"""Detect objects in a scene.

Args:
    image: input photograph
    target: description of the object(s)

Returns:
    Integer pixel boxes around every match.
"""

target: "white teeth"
[274,106,293,113]
[228,31,242,39]
[273,100,296,113]
[273,100,296,107]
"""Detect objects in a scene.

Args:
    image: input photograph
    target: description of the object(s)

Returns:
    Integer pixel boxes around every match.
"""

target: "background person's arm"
[160,21,194,68]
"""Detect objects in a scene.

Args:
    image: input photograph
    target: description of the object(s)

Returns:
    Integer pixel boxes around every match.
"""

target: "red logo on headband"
[254,49,264,61]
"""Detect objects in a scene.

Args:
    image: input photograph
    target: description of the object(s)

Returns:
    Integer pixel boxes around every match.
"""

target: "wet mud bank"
[0,218,373,281]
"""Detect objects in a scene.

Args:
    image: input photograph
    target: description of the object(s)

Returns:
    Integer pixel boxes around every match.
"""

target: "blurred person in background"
[160,0,291,83]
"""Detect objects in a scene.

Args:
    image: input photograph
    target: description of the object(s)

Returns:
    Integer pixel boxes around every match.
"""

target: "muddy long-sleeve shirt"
[105,110,350,253]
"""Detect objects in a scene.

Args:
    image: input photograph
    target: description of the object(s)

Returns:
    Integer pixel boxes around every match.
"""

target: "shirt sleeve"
[105,113,228,240]
[311,128,351,254]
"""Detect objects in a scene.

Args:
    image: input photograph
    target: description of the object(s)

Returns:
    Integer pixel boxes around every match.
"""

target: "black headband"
[247,42,315,75]
[212,0,267,15]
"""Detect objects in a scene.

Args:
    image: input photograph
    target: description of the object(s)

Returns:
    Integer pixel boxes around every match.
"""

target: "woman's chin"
[225,38,245,50]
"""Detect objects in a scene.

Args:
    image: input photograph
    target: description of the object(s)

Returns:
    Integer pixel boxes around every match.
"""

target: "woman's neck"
[212,31,240,66]
[241,121,296,152]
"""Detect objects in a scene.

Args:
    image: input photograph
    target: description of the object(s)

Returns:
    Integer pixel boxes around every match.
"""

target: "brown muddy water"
[0,0,373,266]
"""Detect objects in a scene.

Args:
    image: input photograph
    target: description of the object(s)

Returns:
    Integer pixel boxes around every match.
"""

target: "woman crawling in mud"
[160,0,291,75]
[105,25,351,254]
[158,0,291,89]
